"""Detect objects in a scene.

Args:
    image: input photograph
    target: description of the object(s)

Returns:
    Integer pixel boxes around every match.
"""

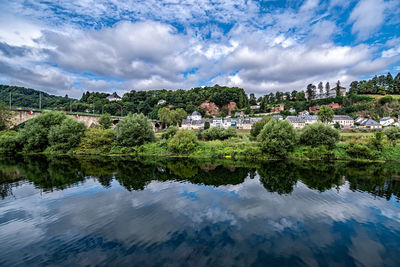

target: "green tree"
[98,113,112,129]
[317,105,334,123]
[168,130,198,154]
[78,128,115,153]
[18,111,67,152]
[161,126,178,140]
[368,131,384,151]
[0,103,11,130]
[384,127,400,146]
[204,121,210,130]
[171,108,187,126]
[299,123,340,149]
[115,113,155,147]
[335,80,342,97]
[258,119,297,158]
[47,117,86,152]
[250,117,271,138]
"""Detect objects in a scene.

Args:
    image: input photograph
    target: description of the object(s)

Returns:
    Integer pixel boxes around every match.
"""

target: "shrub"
[115,113,155,147]
[384,127,400,145]
[204,121,210,129]
[250,117,271,138]
[299,123,340,149]
[202,127,238,141]
[168,130,198,154]
[18,111,67,152]
[0,103,11,131]
[346,143,373,159]
[161,126,178,140]
[368,131,384,151]
[79,128,115,153]
[47,117,86,152]
[0,131,19,153]
[258,119,297,158]
[98,113,112,129]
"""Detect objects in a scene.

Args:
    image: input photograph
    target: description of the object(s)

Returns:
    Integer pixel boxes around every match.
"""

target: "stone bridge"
[9,109,164,131]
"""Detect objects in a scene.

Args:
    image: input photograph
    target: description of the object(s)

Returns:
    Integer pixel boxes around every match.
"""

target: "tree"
[47,117,86,152]
[325,82,330,96]
[384,127,400,146]
[250,117,271,138]
[78,128,115,153]
[171,108,187,126]
[158,107,173,125]
[318,82,324,96]
[299,123,340,149]
[258,119,297,158]
[204,121,210,130]
[349,81,359,95]
[335,80,341,97]
[161,126,178,140]
[168,130,198,154]
[0,103,11,130]
[115,113,155,147]
[18,111,67,152]
[158,107,187,126]
[306,84,316,100]
[98,113,112,129]
[317,106,334,123]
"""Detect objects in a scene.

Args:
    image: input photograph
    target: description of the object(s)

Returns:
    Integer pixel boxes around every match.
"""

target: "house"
[242,118,252,130]
[359,118,382,129]
[211,117,223,127]
[272,115,283,120]
[222,118,232,128]
[299,110,309,116]
[286,116,306,129]
[380,117,395,127]
[187,111,202,121]
[299,115,318,125]
[289,108,296,113]
[235,111,244,117]
[107,92,121,102]
[329,86,346,97]
[157,99,166,105]
[250,105,260,110]
[331,115,354,128]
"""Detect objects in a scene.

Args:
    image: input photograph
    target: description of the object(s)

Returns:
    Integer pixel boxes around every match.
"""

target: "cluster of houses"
[283,114,354,129]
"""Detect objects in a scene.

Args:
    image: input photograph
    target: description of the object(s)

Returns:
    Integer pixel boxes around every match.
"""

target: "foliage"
[168,130,198,154]
[47,117,86,152]
[0,131,19,153]
[202,126,238,141]
[346,143,374,159]
[299,123,340,149]
[0,103,11,130]
[18,111,67,152]
[258,119,297,158]
[250,117,271,138]
[78,128,115,153]
[317,105,334,123]
[161,126,178,140]
[204,121,210,129]
[368,131,384,152]
[158,108,187,126]
[384,127,400,144]
[98,113,112,129]
[115,113,155,147]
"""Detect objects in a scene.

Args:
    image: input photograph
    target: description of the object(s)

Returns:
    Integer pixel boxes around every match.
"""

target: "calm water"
[1,156,400,266]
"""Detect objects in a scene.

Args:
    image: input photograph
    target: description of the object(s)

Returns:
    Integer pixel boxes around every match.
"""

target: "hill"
[0,85,73,109]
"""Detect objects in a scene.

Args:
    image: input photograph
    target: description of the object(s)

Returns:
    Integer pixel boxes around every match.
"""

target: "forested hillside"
[0,85,72,109]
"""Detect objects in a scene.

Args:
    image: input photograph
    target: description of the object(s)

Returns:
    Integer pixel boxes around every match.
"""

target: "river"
[0,155,399,266]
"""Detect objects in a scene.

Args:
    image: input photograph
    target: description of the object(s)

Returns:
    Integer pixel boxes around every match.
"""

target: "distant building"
[272,115,283,120]
[157,99,166,105]
[107,92,121,102]
[359,118,382,129]
[187,111,202,121]
[299,115,318,125]
[380,117,395,127]
[331,115,354,128]
[250,105,260,110]
[289,108,296,113]
[314,86,346,99]
[286,116,306,129]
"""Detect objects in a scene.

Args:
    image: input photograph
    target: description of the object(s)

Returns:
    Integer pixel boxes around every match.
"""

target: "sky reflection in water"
[0,156,399,266]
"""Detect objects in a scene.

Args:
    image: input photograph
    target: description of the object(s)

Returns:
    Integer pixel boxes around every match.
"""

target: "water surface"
[0,156,400,266]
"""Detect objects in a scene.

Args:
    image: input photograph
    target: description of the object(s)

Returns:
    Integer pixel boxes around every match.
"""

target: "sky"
[0,0,399,98]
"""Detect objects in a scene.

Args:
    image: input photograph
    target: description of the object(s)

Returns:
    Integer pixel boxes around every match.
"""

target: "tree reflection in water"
[0,155,400,201]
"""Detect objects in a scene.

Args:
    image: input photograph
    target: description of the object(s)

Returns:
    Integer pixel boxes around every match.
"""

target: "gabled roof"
[333,115,353,120]
[107,92,121,99]
[360,118,380,126]
[380,117,392,121]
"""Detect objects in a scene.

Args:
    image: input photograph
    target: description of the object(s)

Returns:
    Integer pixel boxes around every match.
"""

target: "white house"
[157,99,166,105]
[331,115,354,128]
[287,116,306,129]
[272,115,283,120]
[106,92,121,102]
[380,117,395,127]
[187,111,202,121]
[299,115,318,125]
[211,117,223,127]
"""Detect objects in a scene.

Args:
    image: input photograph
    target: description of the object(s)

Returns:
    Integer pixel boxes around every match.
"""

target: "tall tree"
[318,82,324,96]
[335,80,341,97]
[306,84,316,100]
[317,106,334,123]
[0,103,11,130]
[325,82,330,96]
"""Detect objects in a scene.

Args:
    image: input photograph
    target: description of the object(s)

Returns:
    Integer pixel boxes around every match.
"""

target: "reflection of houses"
[380,117,395,127]
[358,118,382,129]
[106,92,121,102]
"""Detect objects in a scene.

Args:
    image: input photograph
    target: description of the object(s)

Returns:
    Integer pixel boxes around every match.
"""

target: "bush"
[368,131,384,151]
[299,123,340,149]
[250,117,271,138]
[47,117,86,153]
[202,127,237,141]
[0,131,19,153]
[98,113,112,129]
[384,127,400,144]
[79,128,115,153]
[168,130,198,154]
[346,143,374,159]
[18,111,67,152]
[161,126,178,140]
[115,113,155,147]
[258,119,297,158]
[204,121,210,129]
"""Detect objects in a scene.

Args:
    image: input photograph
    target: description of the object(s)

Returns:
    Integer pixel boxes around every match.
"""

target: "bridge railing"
[9,107,123,118]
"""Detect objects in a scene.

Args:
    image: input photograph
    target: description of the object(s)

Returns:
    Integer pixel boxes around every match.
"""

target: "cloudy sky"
[0,0,399,97]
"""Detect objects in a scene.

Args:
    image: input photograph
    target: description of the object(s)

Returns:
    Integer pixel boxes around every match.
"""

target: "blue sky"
[0,0,399,97]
